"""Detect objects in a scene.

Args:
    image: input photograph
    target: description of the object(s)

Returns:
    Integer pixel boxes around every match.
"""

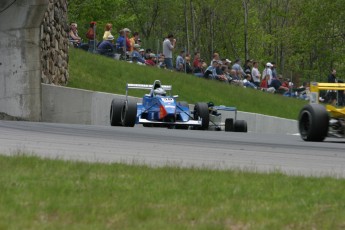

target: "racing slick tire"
[298,103,329,142]
[234,120,248,132]
[193,102,209,130]
[175,101,189,130]
[110,99,124,126]
[121,99,137,127]
[225,118,234,132]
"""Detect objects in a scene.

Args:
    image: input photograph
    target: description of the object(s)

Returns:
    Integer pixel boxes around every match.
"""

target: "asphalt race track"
[0,120,344,178]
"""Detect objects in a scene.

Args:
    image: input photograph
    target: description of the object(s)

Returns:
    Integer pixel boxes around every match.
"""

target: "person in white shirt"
[262,62,273,86]
[162,34,176,70]
[251,61,261,87]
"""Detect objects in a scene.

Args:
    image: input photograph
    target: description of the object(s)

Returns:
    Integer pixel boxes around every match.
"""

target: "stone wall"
[40,0,69,85]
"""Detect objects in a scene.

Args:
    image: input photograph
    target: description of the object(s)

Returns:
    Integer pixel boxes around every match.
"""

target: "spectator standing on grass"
[123,28,132,52]
[251,61,261,87]
[262,62,273,86]
[163,34,176,70]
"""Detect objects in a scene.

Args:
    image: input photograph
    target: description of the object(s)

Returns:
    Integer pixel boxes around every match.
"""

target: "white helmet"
[154,87,166,96]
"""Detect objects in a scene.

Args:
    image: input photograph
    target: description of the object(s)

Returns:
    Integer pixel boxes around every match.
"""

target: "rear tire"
[234,120,247,132]
[121,99,137,127]
[193,102,209,130]
[225,118,234,132]
[110,99,124,126]
[298,104,329,141]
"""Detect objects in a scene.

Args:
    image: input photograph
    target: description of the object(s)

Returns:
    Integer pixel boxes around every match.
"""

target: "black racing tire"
[121,99,137,127]
[225,118,234,132]
[234,120,248,132]
[193,102,209,130]
[176,101,189,129]
[298,103,329,142]
[110,99,124,126]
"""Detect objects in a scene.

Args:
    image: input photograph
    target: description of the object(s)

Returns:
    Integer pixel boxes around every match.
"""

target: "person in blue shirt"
[131,44,146,64]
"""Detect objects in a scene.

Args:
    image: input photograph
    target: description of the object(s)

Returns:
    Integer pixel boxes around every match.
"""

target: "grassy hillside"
[68,49,307,120]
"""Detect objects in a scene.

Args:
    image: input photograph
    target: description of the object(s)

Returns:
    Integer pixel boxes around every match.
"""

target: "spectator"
[163,34,176,70]
[270,76,289,94]
[103,23,113,40]
[85,21,97,53]
[145,48,152,60]
[210,53,220,65]
[232,59,246,78]
[129,32,140,53]
[243,59,253,80]
[193,52,201,70]
[145,53,157,66]
[69,22,82,47]
[262,62,273,86]
[243,74,257,89]
[185,55,193,74]
[123,28,132,52]
[326,69,338,104]
[229,69,243,86]
[158,53,166,69]
[115,29,130,57]
[251,61,261,87]
[176,50,185,71]
[260,74,275,93]
[97,35,116,58]
[131,44,146,64]
[139,48,145,59]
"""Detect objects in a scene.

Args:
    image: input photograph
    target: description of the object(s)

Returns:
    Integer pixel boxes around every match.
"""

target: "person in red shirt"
[145,53,157,66]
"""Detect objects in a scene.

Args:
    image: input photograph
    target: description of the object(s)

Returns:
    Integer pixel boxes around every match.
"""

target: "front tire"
[194,102,209,130]
[298,104,329,141]
[110,99,124,126]
[121,99,137,127]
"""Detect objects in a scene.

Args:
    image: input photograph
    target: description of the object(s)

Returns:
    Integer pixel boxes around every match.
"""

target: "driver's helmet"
[154,87,166,96]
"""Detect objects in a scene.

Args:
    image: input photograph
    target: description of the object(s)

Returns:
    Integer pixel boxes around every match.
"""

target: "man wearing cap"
[163,34,176,70]
[145,53,157,66]
[131,44,145,64]
[262,62,274,86]
[97,35,116,58]
[123,28,132,52]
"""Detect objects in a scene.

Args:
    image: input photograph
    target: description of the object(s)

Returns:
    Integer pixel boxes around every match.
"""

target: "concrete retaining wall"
[0,0,49,121]
[42,84,298,134]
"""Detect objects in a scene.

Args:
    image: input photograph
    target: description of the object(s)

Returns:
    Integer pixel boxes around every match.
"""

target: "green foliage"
[68,0,345,84]
[2,154,345,229]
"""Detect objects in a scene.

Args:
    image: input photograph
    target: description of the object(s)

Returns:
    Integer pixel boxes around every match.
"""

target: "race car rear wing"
[125,80,173,98]
[309,82,345,103]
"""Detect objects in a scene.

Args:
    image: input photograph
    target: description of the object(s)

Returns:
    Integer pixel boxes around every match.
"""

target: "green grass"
[68,48,307,119]
[1,154,345,229]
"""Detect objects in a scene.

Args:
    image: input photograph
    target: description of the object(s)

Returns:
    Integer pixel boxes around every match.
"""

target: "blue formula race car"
[110,80,210,129]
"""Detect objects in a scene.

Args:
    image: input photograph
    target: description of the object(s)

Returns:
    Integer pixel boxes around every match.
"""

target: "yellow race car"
[298,82,345,141]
